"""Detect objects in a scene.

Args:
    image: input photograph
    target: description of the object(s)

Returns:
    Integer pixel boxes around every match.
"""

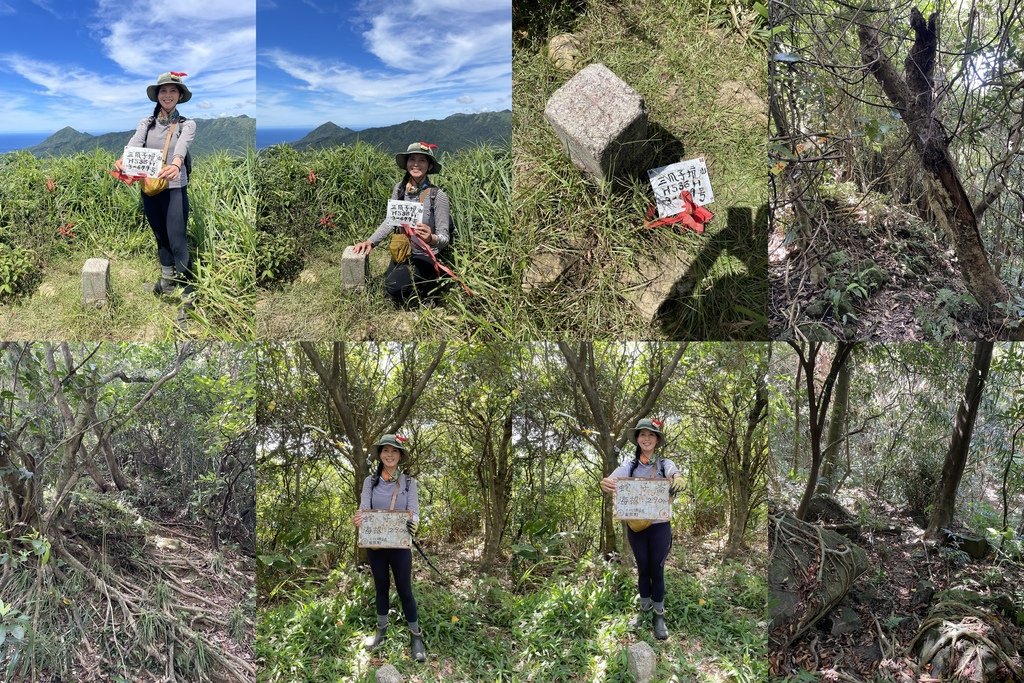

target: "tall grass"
[0,149,256,339]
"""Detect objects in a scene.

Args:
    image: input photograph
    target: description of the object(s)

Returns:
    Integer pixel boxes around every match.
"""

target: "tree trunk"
[858,11,1013,321]
[817,359,851,495]
[926,342,994,538]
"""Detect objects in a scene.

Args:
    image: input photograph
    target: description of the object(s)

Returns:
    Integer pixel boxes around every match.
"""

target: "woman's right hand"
[114,157,124,172]
[352,241,373,254]
[600,477,617,494]
[353,510,364,527]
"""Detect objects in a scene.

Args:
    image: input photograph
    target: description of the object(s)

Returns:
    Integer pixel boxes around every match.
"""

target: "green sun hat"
[373,433,411,465]
[630,418,666,447]
[395,141,442,174]
[147,72,192,103]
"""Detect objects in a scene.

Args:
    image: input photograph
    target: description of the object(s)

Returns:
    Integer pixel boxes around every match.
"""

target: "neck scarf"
[157,108,180,126]
[405,177,431,197]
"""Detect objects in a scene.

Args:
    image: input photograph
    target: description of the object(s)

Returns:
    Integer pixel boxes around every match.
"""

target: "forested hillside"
[769,342,1024,680]
[0,342,256,681]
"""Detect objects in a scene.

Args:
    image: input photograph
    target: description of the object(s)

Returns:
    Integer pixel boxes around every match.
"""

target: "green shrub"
[0,243,40,300]
[255,232,302,287]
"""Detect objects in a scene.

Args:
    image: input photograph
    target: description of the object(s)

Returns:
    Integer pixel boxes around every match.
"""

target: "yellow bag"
[389,233,411,263]
[142,121,177,197]
[142,177,168,196]
[626,520,653,533]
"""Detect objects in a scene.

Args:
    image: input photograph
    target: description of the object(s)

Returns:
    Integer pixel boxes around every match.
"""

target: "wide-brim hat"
[147,72,192,104]
[630,418,665,447]
[395,141,441,175]
[373,433,410,465]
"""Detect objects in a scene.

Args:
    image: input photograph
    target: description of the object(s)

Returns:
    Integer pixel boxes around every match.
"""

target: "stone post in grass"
[81,258,111,307]
[341,246,369,291]
[627,641,657,683]
[544,63,650,184]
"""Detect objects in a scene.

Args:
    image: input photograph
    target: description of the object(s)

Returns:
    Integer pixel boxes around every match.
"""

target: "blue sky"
[0,0,256,133]
[257,0,511,129]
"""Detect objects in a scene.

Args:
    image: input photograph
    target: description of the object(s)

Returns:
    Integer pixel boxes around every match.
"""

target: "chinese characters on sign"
[121,146,164,177]
[614,478,671,521]
[386,200,425,228]
[647,157,715,218]
[358,511,411,548]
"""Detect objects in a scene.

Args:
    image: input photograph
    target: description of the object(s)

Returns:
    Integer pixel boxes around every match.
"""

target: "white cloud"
[457,95,473,104]
[0,2,15,15]
[0,54,138,108]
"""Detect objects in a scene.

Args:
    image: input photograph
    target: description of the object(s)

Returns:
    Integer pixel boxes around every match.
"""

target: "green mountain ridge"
[25,115,255,157]
[289,110,511,154]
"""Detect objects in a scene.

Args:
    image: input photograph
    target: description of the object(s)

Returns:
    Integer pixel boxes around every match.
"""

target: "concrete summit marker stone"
[81,258,110,307]
[375,664,403,683]
[544,63,649,183]
[627,641,656,683]
[341,246,369,290]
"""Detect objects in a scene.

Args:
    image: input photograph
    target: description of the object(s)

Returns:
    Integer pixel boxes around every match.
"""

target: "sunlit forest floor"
[769,185,997,341]
[257,530,767,682]
[771,487,1024,681]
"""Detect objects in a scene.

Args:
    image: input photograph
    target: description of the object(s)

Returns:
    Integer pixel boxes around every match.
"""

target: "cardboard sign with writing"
[122,146,164,177]
[358,510,410,549]
[614,478,671,521]
[386,200,424,228]
[647,157,714,218]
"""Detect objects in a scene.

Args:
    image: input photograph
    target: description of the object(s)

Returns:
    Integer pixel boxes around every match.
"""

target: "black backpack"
[146,116,193,175]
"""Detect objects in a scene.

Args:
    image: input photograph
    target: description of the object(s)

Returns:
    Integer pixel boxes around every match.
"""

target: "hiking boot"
[152,278,178,296]
[363,627,387,650]
[652,611,668,640]
[410,632,426,662]
[631,608,651,631]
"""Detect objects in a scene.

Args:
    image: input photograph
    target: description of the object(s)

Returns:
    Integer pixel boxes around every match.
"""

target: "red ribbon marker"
[644,190,714,234]
[109,169,147,186]
[400,223,474,296]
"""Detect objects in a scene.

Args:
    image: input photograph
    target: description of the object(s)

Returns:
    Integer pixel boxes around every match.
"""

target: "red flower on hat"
[417,142,438,151]
[395,434,408,444]
[651,419,664,428]
[169,72,188,77]
[307,169,316,184]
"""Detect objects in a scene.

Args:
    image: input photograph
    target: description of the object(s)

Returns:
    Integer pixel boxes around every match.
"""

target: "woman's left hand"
[413,223,433,244]
[157,163,180,181]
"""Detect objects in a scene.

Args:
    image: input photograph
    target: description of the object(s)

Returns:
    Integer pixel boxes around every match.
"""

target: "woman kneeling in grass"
[351,141,451,307]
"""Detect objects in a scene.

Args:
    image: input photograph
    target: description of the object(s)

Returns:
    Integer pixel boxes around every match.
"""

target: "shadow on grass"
[655,204,769,340]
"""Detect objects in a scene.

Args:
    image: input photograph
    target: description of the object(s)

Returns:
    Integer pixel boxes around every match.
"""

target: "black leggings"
[384,254,441,306]
[367,548,418,622]
[141,186,191,279]
[627,522,672,602]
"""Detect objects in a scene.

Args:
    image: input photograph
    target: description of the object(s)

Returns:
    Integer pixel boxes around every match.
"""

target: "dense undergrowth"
[513,0,768,339]
[0,149,257,339]
[257,547,767,682]
[254,142,515,339]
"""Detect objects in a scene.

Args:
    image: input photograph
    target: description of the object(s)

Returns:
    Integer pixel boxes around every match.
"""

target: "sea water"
[256,128,309,149]
[0,133,49,154]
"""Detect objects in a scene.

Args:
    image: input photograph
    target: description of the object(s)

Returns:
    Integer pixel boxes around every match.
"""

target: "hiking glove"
[406,518,418,536]
[669,474,685,497]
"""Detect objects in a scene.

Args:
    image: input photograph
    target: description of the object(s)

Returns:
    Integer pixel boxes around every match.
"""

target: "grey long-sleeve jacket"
[125,115,196,189]
[360,473,420,524]
[366,181,450,256]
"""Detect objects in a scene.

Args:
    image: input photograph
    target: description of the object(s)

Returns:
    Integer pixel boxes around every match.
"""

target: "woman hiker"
[600,418,685,640]
[353,433,427,662]
[114,72,196,306]
[351,141,452,306]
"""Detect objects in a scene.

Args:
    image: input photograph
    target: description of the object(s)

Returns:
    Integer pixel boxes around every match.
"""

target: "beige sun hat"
[147,72,192,104]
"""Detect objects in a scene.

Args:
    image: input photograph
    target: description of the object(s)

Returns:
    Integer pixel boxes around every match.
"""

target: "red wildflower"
[57,222,76,239]
[307,169,316,184]
[45,178,55,193]
[319,213,336,228]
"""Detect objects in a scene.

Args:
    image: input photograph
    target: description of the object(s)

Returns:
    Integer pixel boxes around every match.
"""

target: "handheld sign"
[614,478,671,522]
[358,511,411,549]
[386,200,424,228]
[647,157,714,218]
[122,146,164,177]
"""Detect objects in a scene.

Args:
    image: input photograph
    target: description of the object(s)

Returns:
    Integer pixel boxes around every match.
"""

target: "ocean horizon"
[0,132,50,154]
[257,127,310,149]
